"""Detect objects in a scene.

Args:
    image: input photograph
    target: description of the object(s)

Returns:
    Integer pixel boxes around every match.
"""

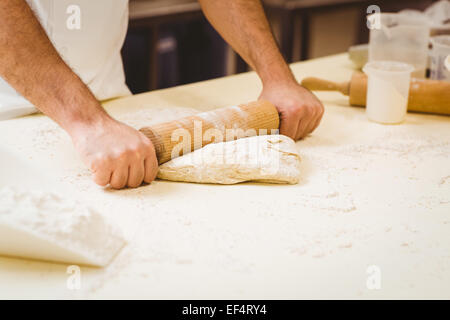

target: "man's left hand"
[260,81,324,140]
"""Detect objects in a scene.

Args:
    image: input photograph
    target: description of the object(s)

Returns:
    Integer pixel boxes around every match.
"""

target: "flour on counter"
[0,187,126,267]
[116,106,199,129]
[1,98,449,298]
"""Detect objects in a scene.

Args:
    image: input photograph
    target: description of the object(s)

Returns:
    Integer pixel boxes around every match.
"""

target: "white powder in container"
[366,75,408,124]
[0,187,126,267]
[363,61,414,124]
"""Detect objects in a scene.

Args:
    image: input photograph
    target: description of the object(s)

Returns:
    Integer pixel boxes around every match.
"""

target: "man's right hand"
[70,116,159,189]
[0,1,158,190]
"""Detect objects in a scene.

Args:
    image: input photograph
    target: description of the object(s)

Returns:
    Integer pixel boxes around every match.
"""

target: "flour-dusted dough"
[157,135,301,184]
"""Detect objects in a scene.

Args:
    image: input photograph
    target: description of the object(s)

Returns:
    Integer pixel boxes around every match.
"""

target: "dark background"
[121,0,437,94]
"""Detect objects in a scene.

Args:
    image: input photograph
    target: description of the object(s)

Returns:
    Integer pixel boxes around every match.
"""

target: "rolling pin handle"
[301,77,350,95]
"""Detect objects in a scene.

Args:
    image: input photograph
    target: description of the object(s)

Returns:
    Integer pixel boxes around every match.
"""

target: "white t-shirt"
[0,0,131,120]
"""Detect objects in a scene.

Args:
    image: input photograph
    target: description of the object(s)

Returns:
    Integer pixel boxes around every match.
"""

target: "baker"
[0,0,324,189]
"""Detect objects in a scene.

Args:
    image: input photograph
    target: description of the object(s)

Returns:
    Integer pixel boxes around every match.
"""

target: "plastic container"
[367,13,429,78]
[430,35,450,81]
[363,61,414,124]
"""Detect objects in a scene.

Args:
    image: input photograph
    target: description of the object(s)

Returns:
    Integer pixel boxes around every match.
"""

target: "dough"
[157,134,301,184]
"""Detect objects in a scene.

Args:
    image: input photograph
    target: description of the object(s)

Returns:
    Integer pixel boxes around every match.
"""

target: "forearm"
[0,0,109,133]
[198,0,295,87]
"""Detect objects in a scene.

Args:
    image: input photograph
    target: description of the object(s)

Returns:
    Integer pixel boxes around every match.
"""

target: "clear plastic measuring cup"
[430,35,450,81]
[363,61,414,124]
[367,13,429,78]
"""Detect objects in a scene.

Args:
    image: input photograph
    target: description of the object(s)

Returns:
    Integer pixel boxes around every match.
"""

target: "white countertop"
[0,54,449,299]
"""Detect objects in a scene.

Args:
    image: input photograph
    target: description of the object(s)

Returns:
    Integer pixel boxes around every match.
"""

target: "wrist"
[63,102,112,138]
[261,75,299,93]
[38,75,114,137]
[259,64,297,90]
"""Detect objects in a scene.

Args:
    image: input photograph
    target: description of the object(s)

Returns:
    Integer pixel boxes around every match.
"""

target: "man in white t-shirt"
[0,0,324,189]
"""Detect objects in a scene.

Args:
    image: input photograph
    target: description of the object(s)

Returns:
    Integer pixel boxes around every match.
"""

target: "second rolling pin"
[301,72,450,116]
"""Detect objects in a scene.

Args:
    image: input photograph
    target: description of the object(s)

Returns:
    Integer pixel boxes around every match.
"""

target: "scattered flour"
[1,102,449,298]
[116,106,198,129]
[0,187,126,267]
[27,121,65,151]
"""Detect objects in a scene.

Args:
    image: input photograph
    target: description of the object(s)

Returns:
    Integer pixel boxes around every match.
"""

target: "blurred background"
[121,0,439,94]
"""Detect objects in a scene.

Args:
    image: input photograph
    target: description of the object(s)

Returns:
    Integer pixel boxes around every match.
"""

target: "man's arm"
[0,0,158,189]
[198,0,324,139]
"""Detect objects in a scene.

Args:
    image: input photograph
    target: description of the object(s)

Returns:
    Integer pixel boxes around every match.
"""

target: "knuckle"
[110,150,124,161]
[285,99,298,109]
[122,148,134,157]
[90,161,99,172]
[319,105,325,117]
[115,148,137,161]
[307,104,316,114]
[293,109,303,118]
[290,103,302,114]
[141,136,152,147]
[131,143,143,152]
[309,106,317,118]
[91,155,109,171]
[283,107,300,119]
[129,145,144,158]
[301,106,310,117]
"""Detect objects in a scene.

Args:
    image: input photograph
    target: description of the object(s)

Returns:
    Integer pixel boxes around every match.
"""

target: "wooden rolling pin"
[301,72,450,116]
[139,100,280,164]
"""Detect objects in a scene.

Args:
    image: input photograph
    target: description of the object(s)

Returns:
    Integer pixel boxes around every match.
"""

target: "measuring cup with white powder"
[363,61,414,124]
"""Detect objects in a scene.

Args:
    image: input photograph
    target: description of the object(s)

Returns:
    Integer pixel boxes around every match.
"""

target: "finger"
[295,117,310,140]
[127,160,145,188]
[302,102,324,137]
[310,113,322,134]
[310,104,325,133]
[93,169,112,187]
[279,110,301,140]
[90,156,113,187]
[144,157,158,184]
[303,113,318,138]
[110,166,129,189]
